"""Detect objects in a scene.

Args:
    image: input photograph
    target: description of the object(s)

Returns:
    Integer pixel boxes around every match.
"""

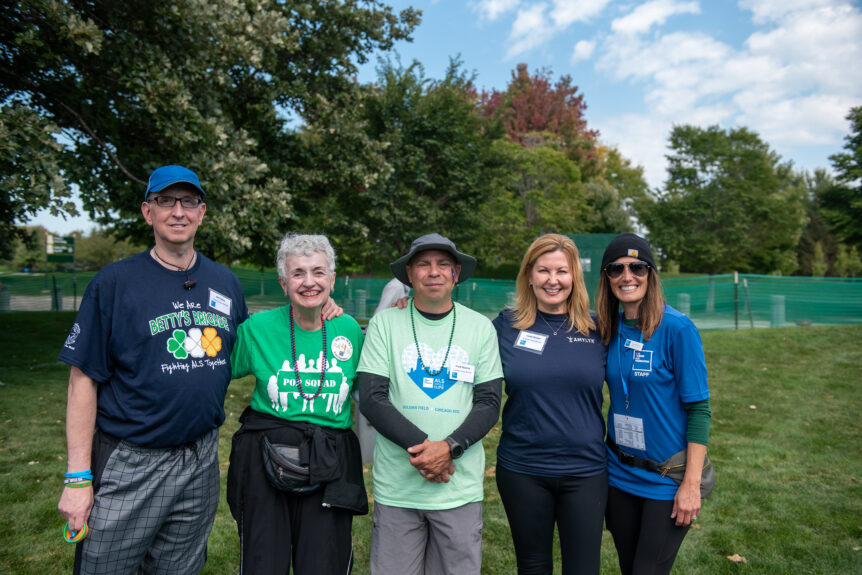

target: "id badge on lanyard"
[613,413,646,450]
[615,320,647,450]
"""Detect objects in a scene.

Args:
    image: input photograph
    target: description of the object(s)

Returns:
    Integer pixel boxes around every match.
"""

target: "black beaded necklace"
[409,300,456,376]
[289,305,327,401]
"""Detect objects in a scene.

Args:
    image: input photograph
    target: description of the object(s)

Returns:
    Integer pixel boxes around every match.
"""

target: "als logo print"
[401,343,469,400]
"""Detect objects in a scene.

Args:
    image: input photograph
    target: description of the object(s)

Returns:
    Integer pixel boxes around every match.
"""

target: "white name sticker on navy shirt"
[208,288,232,316]
[331,335,354,361]
[449,360,475,383]
[614,414,646,450]
[514,330,548,355]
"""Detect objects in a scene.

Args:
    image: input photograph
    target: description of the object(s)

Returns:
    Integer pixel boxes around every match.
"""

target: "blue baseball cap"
[145,165,205,199]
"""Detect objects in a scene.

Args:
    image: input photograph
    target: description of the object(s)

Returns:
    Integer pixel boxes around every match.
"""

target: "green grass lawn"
[0,312,860,574]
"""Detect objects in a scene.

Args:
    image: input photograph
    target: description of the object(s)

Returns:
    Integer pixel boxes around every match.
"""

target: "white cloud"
[506,4,552,59]
[611,0,701,35]
[501,0,614,58]
[738,0,842,24]
[735,93,856,146]
[592,1,862,185]
[550,0,613,28]
[571,40,596,63]
[472,0,521,21]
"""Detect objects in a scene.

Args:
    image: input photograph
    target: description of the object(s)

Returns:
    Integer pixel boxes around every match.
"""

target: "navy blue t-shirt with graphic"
[59,251,249,448]
[493,309,607,477]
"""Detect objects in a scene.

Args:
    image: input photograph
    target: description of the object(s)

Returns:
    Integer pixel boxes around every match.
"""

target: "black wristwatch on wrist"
[444,436,464,459]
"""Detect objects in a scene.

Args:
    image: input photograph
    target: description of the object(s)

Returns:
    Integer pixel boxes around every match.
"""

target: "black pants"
[605,486,691,575]
[496,465,608,575]
[229,431,354,575]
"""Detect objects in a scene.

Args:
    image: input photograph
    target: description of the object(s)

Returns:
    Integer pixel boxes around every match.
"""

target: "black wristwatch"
[445,436,464,459]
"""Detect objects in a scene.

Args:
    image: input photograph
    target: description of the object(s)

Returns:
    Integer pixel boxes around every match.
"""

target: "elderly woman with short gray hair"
[226,232,367,575]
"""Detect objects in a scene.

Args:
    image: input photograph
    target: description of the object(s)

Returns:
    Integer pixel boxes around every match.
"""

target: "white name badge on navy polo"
[449,360,475,383]
[613,414,646,451]
[514,330,548,355]
[208,288,232,316]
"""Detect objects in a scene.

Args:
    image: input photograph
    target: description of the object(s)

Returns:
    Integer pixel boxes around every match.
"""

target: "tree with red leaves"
[480,63,599,177]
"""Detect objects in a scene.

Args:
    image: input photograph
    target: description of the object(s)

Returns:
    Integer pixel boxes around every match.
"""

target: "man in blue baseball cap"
[57,165,250,574]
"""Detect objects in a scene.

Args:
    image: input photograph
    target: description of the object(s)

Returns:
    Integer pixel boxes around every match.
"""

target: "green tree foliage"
[834,244,862,278]
[821,106,862,251]
[811,242,829,277]
[75,228,145,270]
[340,58,495,269]
[796,169,839,276]
[0,105,76,259]
[585,145,648,233]
[471,64,637,267]
[0,226,45,271]
[0,0,418,264]
[636,125,806,274]
[475,140,589,265]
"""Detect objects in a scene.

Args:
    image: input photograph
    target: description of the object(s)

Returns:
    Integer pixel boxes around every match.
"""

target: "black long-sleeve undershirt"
[358,371,502,452]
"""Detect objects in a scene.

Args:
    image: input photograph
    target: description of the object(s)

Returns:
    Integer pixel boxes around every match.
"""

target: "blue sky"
[34,0,862,234]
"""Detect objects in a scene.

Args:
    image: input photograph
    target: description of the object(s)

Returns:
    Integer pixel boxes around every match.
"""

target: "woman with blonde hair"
[492,233,608,575]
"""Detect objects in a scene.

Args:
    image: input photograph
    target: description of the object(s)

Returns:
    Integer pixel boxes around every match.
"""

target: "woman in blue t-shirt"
[492,234,608,575]
[596,233,712,575]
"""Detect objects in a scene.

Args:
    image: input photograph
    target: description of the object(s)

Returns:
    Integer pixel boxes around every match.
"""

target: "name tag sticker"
[514,330,548,355]
[624,338,643,351]
[449,361,475,383]
[613,413,646,450]
[208,289,232,316]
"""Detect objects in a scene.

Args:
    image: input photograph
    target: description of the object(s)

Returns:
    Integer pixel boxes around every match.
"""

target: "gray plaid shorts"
[75,428,220,575]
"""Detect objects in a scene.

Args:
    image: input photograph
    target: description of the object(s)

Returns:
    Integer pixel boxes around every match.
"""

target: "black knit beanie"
[601,233,656,270]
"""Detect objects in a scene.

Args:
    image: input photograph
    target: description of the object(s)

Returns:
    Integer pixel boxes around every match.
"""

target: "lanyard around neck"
[616,317,643,414]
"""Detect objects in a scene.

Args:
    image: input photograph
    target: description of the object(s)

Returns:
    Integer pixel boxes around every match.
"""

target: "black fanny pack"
[261,436,321,495]
[606,435,715,498]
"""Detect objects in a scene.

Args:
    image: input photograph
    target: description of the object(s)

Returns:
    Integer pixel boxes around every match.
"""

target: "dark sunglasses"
[604,262,650,278]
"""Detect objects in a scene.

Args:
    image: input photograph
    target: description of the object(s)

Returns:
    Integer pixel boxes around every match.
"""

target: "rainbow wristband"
[65,480,93,488]
[64,522,88,543]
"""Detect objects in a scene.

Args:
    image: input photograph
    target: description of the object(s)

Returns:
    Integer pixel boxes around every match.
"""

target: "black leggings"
[496,465,608,575]
[605,486,691,575]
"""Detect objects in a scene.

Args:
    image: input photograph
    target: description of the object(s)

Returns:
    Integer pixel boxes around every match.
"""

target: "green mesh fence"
[566,233,617,303]
[2,269,860,331]
[662,274,862,330]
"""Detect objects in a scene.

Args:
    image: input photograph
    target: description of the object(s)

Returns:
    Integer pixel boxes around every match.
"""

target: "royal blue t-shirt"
[606,305,710,500]
[59,251,249,447]
[493,309,607,477]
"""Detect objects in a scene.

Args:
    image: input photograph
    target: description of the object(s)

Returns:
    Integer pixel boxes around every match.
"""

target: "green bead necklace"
[409,300,457,376]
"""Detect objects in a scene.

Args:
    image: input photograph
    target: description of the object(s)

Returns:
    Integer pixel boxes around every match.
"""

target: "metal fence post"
[734,272,738,330]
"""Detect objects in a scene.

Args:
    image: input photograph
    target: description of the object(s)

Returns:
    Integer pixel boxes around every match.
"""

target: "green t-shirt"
[358,302,503,510]
[231,306,364,429]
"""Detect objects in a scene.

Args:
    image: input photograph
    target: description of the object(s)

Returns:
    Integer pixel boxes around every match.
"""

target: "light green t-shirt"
[358,302,503,510]
[231,306,364,429]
